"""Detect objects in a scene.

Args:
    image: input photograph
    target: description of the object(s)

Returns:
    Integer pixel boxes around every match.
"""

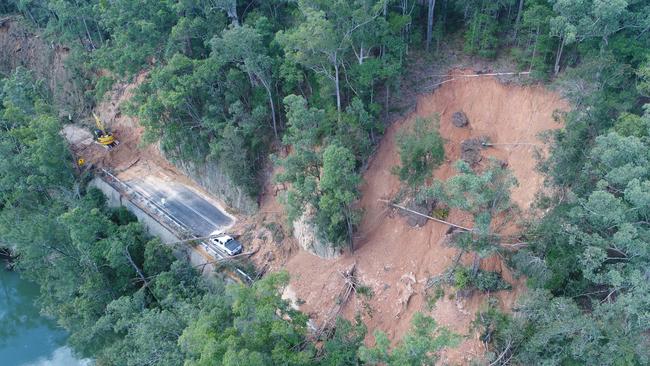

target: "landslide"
[280,69,569,363]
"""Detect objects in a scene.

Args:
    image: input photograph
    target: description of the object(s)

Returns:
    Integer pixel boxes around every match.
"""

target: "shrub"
[394,115,445,186]
[474,270,512,292]
[452,266,511,292]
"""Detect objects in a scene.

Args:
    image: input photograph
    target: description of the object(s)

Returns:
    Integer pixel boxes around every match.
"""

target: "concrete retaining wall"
[90,177,179,244]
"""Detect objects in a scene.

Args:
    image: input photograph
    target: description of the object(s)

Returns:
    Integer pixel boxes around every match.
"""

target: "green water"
[0,269,90,366]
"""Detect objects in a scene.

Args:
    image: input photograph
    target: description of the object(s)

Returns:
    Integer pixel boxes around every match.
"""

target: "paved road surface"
[127,176,233,237]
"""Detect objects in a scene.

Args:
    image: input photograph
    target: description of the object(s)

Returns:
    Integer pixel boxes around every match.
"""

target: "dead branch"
[195,249,258,272]
[489,339,513,366]
[313,263,358,340]
[124,244,149,288]
[427,71,531,89]
[429,71,531,78]
[166,234,223,247]
[482,142,541,147]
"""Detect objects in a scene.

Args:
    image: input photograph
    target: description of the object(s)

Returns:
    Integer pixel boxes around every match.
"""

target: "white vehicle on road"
[210,234,243,256]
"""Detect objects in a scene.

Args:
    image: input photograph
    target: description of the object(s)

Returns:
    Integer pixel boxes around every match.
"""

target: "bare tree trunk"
[124,245,149,287]
[554,36,565,76]
[345,209,354,253]
[226,1,239,26]
[426,0,436,51]
[513,0,524,40]
[261,80,278,139]
[384,83,389,122]
[95,22,104,46]
[275,82,284,130]
[472,253,480,275]
[81,16,96,50]
[530,25,540,71]
[334,60,342,121]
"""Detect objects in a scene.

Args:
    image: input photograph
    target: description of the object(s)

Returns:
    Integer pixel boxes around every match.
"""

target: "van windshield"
[224,239,240,251]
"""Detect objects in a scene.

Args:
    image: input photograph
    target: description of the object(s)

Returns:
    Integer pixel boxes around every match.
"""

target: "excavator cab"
[93,113,119,149]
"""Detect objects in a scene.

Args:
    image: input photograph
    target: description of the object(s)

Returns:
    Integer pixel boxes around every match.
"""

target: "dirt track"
[283,70,569,363]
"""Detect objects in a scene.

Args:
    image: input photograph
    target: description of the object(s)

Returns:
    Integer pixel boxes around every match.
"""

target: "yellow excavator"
[92,113,118,149]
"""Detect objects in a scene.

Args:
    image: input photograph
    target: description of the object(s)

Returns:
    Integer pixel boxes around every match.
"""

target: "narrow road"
[127,176,233,237]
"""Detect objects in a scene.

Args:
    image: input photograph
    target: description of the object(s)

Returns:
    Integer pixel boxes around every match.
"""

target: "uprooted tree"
[420,158,518,258]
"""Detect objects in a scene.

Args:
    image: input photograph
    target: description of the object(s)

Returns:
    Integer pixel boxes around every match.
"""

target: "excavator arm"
[92,113,118,148]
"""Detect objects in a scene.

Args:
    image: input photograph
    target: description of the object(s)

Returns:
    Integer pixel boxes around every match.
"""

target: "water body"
[0,270,91,366]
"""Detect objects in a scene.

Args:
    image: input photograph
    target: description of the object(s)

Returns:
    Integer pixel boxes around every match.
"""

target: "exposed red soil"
[282,70,569,364]
[232,161,300,273]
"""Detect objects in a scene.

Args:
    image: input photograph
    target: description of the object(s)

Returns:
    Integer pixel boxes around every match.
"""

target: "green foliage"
[95,0,178,76]
[637,59,650,97]
[474,270,511,292]
[359,313,459,365]
[452,266,510,292]
[319,317,367,366]
[511,17,650,362]
[277,96,362,247]
[180,272,314,366]
[426,285,445,310]
[464,9,500,58]
[5,1,650,364]
[356,284,374,298]
[453,266,471,289]
[513,1,556,77]
[445,159,517,216]
[317,144,361,246]
[612,111,649,138]
[394,115,445,186]
[479,289,650,365]
[0,70,295,366]
[0,68,74,207]
[431,206,450,220]
[275,95,324,222]
[263,221,285,244]
[129,49,269,196]
[423,158,517,257]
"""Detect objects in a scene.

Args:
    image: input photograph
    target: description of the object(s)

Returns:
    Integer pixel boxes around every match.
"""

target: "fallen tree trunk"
[378,199,473,231]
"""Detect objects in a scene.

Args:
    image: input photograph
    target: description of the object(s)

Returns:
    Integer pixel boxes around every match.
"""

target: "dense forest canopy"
[1,0,650,364]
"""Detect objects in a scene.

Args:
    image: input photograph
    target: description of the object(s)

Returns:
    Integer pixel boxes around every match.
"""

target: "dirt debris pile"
[460,136,489,166]
[451,111,469,128]
[395,272,417,317]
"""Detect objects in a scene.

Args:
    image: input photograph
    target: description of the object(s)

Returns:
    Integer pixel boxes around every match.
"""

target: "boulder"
[405,199,435,228]
[293,206,341,259]
[452,111,469,128]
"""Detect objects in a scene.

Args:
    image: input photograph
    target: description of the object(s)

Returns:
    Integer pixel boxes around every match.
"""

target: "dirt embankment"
[0,18,86,117]
[276,70,569,364]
